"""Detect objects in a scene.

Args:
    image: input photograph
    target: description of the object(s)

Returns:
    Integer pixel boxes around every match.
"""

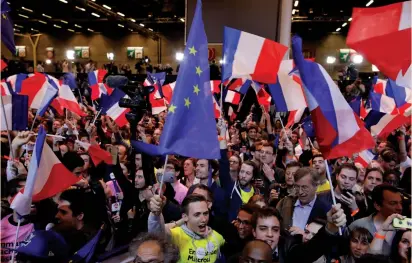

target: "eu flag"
[1,1,16,54]
[132,0,220,159]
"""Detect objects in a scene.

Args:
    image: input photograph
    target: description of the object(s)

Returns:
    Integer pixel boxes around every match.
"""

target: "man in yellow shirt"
[148,194,225,263]
[312,154,331,193]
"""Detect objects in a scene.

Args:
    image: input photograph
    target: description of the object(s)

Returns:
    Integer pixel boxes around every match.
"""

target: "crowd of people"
[1,68,411,263]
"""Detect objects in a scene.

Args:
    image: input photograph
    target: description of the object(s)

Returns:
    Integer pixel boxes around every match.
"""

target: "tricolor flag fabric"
[6,73,29,93]
[144,72,166,97]
[369,92,398,114]
[213,95,222,119]
[1,81,12,96]
[349,96,369,119]
[88,70,113,100]
[364,110,410,139]
[291,36,375,159]
[228,106,237,121]
[100,89,130,127]
[347,1,411,88]
[268,60,307,112]
[1,59,7,71]
[222,27,288,84]
[257,88,272,111]
[0,94,28,131]
[1,1,16,54]
[286,108,305,128]
[224,90,241,105]
[76,141,112,166]
[373,77,412,115]
[227,78,251,94]
[11,127,79,216]
[354,150,375,168]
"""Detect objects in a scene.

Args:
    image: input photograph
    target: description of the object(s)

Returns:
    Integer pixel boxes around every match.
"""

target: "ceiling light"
[31,28,38,31]
[15,24,23,28]
[336,27,341,31]
[118,24,124,28]
[139,23,144,27]
[14,28,19,32]
[117,12,125,17]
[61,20,68,24]
[352,54,363,64]
[38,20,47,24]
[180,18,185,22]
[326,56,336,64]
[68,29,75,32]
[75,24,82,28]
[342,22,347,27]
[18,14,29,18]
[87,28,94,32]
[366,0,373,7]
[75,6,85,11]
[340,10,343,12]
[148,14,152,17]
[66,50,75,60]
[22,7,33,12]
[91,12,100,17]
[292,9,296,15]
[129,18,136,22]
[309,8,313,14]
[294,1,299,7]
[175,52,184,61]
[59,0,68,3]
[42,14,52,19]
[53,24,62,28]
[107,53,114,60]
[45,59,52,65]
[103,4,111,10]
[129,28,133,32]
[348,17,352,21]
[148,28,153,31]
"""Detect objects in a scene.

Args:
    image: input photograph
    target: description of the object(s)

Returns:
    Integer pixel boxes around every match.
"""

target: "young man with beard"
[312,154,331,193]
[148,194,225,263]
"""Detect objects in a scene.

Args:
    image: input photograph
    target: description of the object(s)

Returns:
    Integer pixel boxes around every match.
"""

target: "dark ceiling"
[9,0,404,40]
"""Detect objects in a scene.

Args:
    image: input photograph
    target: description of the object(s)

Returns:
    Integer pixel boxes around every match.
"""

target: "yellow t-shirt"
[171,227,225,263]
[240,187,255,204]
[317,180,331,193]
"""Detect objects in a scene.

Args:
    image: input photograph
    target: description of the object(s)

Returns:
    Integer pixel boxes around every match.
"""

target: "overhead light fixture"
[107,53,114,60]
[75,24,82,28]
[139,23,144,27]
[309,8,313,14]
[91,12,100,17]
[31,28,38,31]
[66,50,75,60]
[103,4,111,10]
[68,29,75,32]
[292,9,296,15]
[117,12,125,17]
[342,22,347,27]
[148,28,153,31]
[14,28,19,32]
[129,28,133,32]
[326,56,336,64]
[15,24,23,28]
[22,7,33,12]
[348,17,352,21]
[59,0,68,3]
[219,59,225,65]
[42,13,52,19]
[180,18,185,22]
[352,54,363,64]
[118,24,124,28]
[53,24,62,28]
[366,0,373,7]
[75,6,85,11]
[148,14,152,17]
[18,14,29,18]
[294,0,299,7]
[61,20,68,24]
[45,59,52,65]
[340,10,343,12]
[38,20,47,24]
[336,27,341,32]
[175,52,184,61]
[87,28,94,32]
[129,18,136,22]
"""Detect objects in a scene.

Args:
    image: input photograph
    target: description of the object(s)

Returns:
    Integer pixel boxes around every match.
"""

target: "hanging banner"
[15,46,26,58]
[339,49,358,63]
[74,46,90,59]
[127,47,143,59]
[46,47,54,59]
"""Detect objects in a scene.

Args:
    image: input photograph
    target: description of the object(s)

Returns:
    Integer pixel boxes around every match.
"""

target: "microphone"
[45,223,55,231]
[106,75,129,88]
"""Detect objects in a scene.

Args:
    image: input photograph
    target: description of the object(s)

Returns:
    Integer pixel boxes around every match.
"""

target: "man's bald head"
[241,240,272,263]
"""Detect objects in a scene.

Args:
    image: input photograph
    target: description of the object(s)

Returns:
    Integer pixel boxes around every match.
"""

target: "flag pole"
[29,111,39,132]
[324,159,342,235]
[278,117,291,143]
[0,95,14,159]
[158,155,169,197]
[10,217,22,263]
[92,109,102,126]
[219,83,224,117]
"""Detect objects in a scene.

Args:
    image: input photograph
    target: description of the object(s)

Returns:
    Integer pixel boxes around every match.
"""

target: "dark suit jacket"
[276,195,331,231]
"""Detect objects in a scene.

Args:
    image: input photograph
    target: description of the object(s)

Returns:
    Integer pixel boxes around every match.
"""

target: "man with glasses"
[276,167,331,232]
[258,142,285,195]
[130,232,179,263]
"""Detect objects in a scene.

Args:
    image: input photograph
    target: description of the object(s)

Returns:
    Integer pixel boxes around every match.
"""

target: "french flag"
[286,108,305,128]
[222,27,288,84]
[10,127,79,216]
[268,60,307,112]
[212,95,221,118]
[1,81,12,95]
[6,73,29,93]
[349,96,369,119]
[373,77,412,115]
[88,70,113,100]
[0,94,28,131]
[76,140,112,166]
[354,150,375,168]
[364,110,410,139]
[347,1,411,88]
[369,92,398,114]
[100,89,130,127]
[257,88,272,111]
[227,78,252,94]
[228,106,237,121]
[1,59,7,71]
[224,90,241,105]
[292,36,375,159]
[19,74,58,116]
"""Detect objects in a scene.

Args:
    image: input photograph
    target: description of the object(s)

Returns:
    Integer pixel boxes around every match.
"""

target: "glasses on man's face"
[260,151,273,155]
[293,184,310,193]
[229,160,239,164]
[236,218,251,226]
[133,256,164,263]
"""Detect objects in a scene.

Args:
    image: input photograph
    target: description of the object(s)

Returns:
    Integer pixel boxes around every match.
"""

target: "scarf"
[181,224,213,240]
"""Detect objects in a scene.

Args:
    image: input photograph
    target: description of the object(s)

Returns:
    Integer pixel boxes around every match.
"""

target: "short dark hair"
[167,157,181,173]
[365,167,384,178]
[238,203,259,216]
[250,141,263,153]
[247,125,258,133]
[251,207,282,229]
[59,189,88,218]
[242,160,259,180]
[181,194,208,214]
[187,184,214,202]
[61,152,84,172]
[130,232,179,263]
[372,184,402,206]
[261,142,275,154]
[6,175,27,197]
[294,167,321,186]
[335,163,359,178]
[312,154,324,162]
[350,227,373,244]
[380,149,398,163]
[286,161,303,170]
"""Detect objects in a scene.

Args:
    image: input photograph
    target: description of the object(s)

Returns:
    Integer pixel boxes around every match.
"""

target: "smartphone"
[393,218,412,229]
[342,189,353,198]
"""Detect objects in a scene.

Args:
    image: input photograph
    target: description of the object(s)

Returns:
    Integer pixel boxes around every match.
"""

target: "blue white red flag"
[0,94,28,131]
[100,89,130,127]
[88,70,113,100]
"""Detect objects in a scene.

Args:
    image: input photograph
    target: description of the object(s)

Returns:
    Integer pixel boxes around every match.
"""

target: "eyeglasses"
[293,184,310,192]
[229,160,239,164]
[260,151,273,155]
[236,218,251,226]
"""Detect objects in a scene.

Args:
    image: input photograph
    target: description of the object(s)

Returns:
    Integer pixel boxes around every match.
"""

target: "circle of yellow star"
[168,104,177,113]
[195,66,202,76]
[184,97,191,108]
[189,46,197,56]
[193,84,200,95]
